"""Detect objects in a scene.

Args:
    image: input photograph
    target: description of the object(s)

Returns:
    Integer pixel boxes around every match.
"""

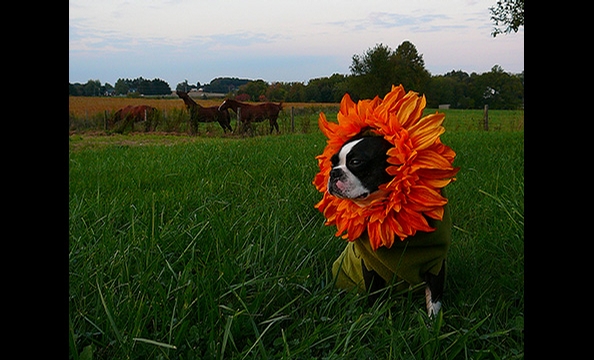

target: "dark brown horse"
[109,105,158,133]
[176,91,232,134]
[218,99,283,134]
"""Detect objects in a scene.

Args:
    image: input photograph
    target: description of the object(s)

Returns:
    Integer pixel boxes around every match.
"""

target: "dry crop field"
[69,96,208,117]
[68,96,338,118]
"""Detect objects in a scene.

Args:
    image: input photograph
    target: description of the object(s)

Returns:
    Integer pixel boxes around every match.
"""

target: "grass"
[69,112,523,359]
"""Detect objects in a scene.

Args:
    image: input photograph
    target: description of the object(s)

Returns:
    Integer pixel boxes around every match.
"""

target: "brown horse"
[218,99,283,134]
[176,91,232,134]
[109,105,158,133]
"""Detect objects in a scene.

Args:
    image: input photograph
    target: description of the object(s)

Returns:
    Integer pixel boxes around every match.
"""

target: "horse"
[109,105,158,133]
[218,99,283,134]
[176,91,232,134]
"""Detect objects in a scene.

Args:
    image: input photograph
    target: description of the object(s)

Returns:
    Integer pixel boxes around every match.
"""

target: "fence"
[69,105,340,136]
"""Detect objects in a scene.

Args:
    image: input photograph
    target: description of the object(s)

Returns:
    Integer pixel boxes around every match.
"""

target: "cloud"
[189,33,286,52]
[326,11,468,33]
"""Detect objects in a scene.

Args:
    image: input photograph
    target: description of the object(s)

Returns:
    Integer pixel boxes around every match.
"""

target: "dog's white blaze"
[337,139,363,168]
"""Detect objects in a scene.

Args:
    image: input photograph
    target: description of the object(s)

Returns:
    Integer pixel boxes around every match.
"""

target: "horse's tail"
[108,109,122,129]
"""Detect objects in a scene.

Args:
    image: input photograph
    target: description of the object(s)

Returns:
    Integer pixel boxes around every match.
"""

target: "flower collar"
[312,85,459,251]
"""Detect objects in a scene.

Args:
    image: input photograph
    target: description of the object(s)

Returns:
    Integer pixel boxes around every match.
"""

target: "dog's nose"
[330,168,341,178]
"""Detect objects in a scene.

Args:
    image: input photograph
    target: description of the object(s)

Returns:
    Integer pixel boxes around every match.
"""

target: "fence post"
[291,106,295,133]
[483,104,489,131]
[237,107,242,134]
[104,110,108,130]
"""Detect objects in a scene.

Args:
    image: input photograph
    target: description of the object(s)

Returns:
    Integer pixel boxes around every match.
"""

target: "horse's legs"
[269,116,280,134]
[218,120,232,133]
[191,117,199,135]
[222,116,233,132]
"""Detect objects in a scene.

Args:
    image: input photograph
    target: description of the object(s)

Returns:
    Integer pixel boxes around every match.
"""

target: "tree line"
[69,41,523,110]
[69,77,171,97]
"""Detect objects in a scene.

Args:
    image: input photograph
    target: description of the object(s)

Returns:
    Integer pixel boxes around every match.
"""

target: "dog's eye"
[349,158,363,167]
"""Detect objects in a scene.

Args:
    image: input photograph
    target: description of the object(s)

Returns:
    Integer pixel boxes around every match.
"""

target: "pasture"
[68,96,339,135]
[69,96,523,136]
[69,109,524,359]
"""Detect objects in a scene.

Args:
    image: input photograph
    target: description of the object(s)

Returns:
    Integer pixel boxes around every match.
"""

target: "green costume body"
[332,203,451,293]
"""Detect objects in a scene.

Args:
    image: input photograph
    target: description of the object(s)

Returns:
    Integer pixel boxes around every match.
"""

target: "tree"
[469,65,523,109]
[285,82,306,102]
[176,80,196,92]
[490,0,524,36]
[137,78,171,95]
[114,79,130,95]
[348,41,431,100]
[83,79,101,96]
[426,76,456,108]
[349,43,395,100]
[426,70,474,108]
[204,77,250,93]
[392,41,431,94]
[305,74,348,103]
[238,80,269,101]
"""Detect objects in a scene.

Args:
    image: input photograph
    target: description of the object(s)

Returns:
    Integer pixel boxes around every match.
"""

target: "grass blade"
[96,278,124,345]
[133,337,177,350]
[220,315,234,360]
[442,314,491,358]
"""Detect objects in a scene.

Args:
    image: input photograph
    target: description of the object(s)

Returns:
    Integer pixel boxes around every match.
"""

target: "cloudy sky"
[69,0,524,88]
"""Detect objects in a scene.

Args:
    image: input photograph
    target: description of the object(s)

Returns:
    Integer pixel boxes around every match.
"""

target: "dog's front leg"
[424,261,446,317]
[361,259,386,306]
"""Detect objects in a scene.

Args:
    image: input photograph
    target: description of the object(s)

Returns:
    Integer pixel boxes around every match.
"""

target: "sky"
[69,0,524,88]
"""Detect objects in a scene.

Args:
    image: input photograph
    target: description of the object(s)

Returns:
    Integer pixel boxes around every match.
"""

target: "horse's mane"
[177,91,200,108]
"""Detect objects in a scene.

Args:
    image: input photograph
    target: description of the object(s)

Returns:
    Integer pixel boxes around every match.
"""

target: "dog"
[328,135,451,317]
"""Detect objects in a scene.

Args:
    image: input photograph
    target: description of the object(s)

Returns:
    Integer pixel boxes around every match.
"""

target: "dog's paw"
[425,286,442,318]
[427,300,442,318]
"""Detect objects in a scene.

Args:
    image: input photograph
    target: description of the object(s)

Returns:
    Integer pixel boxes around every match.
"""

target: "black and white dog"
[328,135,449,317]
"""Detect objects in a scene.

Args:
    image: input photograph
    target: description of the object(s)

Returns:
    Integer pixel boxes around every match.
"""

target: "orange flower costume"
[313,85,459,291]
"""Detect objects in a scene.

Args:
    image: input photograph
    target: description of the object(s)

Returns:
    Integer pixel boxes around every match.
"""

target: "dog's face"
[327,136,393,199]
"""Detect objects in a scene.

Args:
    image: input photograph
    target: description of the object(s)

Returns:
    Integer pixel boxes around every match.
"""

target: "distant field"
[68,96,339,118]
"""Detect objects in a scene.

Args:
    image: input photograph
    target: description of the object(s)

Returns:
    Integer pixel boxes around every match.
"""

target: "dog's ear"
[348,127,380,141]
[359,127,384,138]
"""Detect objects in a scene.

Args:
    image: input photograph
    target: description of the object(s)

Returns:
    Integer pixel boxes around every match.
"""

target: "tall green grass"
[70,124,523,358]
[69,106,522,136]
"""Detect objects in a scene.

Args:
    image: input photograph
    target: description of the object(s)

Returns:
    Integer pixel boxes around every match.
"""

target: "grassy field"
[69,111,524,359]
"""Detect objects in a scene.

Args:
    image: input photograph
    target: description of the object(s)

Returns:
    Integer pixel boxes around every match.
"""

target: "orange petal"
[318,112,338,138]
[416,167,460,180]
[419,178,453,189]
[398,207,434,233]
[408,113,445,150]
[397,92,424,128]
[408,185,448,207]
[412,150,454,171]
[339,93,357,116]
[424,206,444,221]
